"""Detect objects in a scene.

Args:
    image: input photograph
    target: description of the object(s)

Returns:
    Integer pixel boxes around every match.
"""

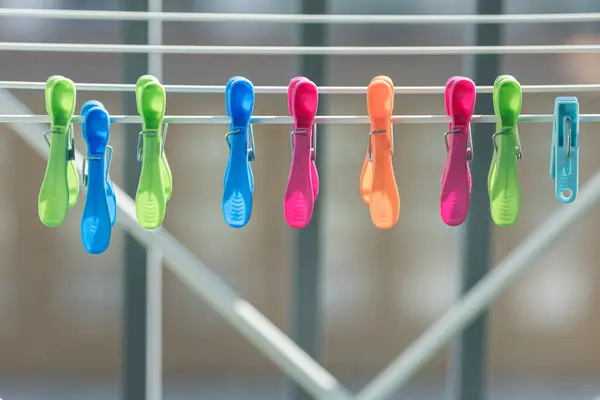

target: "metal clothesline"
[3,42,600,55]
[1,8,600,24]
[2,81,600,94]
[0,114,597,124]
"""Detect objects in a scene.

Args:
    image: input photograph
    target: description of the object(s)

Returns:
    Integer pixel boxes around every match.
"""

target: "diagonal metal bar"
[0,89,353,400]
[357,169,600,400]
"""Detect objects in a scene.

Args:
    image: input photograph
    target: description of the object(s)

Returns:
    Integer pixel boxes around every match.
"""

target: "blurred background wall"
[1,0,600,398]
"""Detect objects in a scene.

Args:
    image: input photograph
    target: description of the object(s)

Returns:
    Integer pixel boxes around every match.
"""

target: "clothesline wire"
[2,43,600,55]
[1,114,599,124]
[0,8,599,24]
[2,81,600,94]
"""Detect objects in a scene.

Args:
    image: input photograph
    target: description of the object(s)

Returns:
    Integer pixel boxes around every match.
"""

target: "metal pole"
[121,0,148,398]
[355,166,600,400]
[449,1,503,400]
[145,1,163,399]
[291,0,328,399]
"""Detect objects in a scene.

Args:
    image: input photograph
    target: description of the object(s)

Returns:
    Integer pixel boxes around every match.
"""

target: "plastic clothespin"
[81,101,114,254]
[81,101,116,226]
[38,75,77,227]
[284,76,319,229]
[550,96,579,203]
[135,75,169,229]
[440,76,476,226]
[136,75,173,201]
[488,75,523,227]
[359,75,400,230]
[223,76,255,228]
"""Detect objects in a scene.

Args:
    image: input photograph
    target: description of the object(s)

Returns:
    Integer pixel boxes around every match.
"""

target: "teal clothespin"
[550,96,579,203]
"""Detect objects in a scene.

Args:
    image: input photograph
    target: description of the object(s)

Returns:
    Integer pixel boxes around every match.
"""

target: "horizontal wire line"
[1,114,599,124]
[2,43,600,55]
[0,9,599,24]
[2,81,600,94]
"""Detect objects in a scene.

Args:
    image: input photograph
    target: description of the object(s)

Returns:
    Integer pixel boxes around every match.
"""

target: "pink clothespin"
[284,77,319,228]
[440,76,476,226]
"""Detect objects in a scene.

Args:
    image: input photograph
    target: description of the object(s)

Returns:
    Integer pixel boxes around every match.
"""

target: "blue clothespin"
[223,76,255,228]
[550,96,579,203]
[81,101,116,254]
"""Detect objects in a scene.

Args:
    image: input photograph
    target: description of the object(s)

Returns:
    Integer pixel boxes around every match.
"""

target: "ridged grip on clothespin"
[440,76,476,227]
[223,76,255,228]
[38,75,76,227]
[360,75,399,230]
[488,75,523,227]
[284,76,319,229]
[550,96,579,203]
[81,102,113,254]
[135,75,168,229]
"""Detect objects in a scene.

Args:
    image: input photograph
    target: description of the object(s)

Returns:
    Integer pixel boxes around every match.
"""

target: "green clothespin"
[135,75,169,229]
[488,75,523,227]
[136,75,172,201]
[38,76,77,227]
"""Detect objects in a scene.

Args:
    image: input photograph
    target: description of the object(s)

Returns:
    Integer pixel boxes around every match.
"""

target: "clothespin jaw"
[440,76,476,226]
[81,103,113,254]
[81,100,117,226]
[38,75,77,227]
[284,76,319,229]
[223,76,255,228]
[135,75,169,229]
[488,75,523,227]
[359,75,399,230]
[550,96,579,203]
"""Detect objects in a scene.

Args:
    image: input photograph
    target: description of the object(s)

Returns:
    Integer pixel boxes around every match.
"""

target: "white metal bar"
[1,8,600,24]
[148,0,163,80]
[1,80,599,94]
[1,114,600,124]
[146,247,163,400]
[145,0,163,399]
[0,88,353,400]
[356,169,600,400]
[1,42,600,55]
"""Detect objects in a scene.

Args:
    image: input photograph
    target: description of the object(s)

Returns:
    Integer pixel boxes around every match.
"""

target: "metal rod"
[1,42,600,55]
[0,88,353,400]
[145,0,163,399]
[146,247,163,400]
[1,80,599,94]
[121,0,149,398]
[290,0,327,399]
[1,8,600,24]
[449,1,504,400]
[355,175,600,400]
[0,114,598,124]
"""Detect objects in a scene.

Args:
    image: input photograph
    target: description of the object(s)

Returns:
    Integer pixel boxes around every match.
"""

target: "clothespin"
[488,75,523,227]
[359,75,400,230]
[81,101,113,254]
[223,76,255,228]
[136,75,173,201]
[81,101,116,226]
[284,76,319,229]
[550,96,579,203]
[38,75,77,227]
[135,75,169,229]
[440,76,476,226]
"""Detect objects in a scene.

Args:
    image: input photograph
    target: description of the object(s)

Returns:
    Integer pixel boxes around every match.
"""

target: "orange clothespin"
[359,75,400,229]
